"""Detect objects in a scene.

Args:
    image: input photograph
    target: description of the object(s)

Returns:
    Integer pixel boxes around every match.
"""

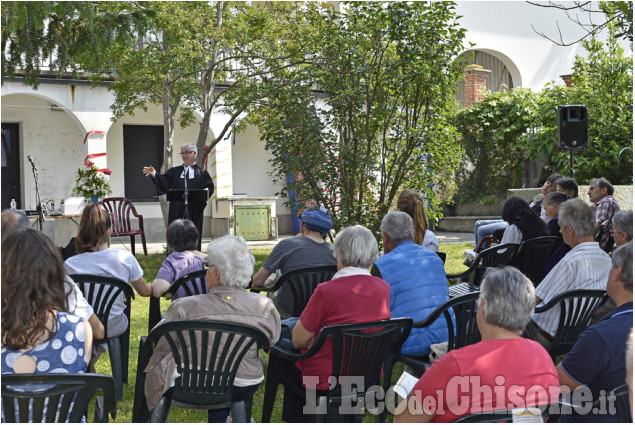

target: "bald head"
[1,210,29,236]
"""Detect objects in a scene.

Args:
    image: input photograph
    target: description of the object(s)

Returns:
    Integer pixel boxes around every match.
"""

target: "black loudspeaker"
[558,105,588,150]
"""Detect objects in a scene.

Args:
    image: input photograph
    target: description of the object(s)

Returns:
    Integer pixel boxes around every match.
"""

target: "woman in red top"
[395,266,560,423]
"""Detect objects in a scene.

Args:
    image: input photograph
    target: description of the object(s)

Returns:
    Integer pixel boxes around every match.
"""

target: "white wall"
[456,1,631,90]
[231,123,289,217]
[1,94,85,209]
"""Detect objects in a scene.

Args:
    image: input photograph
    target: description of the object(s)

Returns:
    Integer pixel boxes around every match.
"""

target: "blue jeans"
[474,219,508,246]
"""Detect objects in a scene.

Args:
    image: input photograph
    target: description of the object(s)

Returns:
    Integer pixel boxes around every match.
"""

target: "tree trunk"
[196,1,224,168]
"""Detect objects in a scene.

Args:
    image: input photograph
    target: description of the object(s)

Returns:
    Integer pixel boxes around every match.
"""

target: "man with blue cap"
[252,205,337,315]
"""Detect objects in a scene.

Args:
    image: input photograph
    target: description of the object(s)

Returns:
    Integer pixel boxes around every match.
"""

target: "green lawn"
[96,243,472,422]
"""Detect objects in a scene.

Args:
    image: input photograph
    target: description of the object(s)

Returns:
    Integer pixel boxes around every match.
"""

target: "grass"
[94,242,472,423]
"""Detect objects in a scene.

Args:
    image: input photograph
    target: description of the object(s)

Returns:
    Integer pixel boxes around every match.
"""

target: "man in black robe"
[143,143,214,249]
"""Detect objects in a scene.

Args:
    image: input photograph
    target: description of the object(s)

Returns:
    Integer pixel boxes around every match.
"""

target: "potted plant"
[72,160,112,203]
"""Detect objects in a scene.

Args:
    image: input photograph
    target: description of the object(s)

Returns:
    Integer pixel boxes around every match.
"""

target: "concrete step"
[437,216,499,233]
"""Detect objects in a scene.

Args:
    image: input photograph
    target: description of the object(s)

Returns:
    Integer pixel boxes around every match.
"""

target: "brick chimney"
[560,74,574,87]
[464,65,491,107]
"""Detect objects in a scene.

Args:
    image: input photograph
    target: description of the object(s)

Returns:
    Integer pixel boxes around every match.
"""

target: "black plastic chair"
[250,265,338,317]
[383,292,481,395]
[261,318,412,423]
[533,289,608,360]
[512,236,560,286]
[1,373,117,423]
[147,269,207,333]
[447,243,519,292]
[132,320,270,423]
[70,274,135,400]
[452,404,555,423]
[593,383,632,423]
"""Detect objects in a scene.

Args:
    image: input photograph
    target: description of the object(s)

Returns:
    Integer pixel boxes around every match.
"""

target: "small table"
[29,214,82,246]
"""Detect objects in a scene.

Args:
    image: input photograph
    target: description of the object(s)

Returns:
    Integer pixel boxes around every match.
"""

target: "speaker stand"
[569,150,575,178]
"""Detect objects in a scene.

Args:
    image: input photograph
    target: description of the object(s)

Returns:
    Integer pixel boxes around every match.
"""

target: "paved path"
[110,231,473,255]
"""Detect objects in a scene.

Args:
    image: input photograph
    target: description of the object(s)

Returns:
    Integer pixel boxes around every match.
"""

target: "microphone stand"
[29,159,44,231]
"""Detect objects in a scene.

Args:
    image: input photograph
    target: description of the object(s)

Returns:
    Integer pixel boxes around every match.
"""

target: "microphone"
[27,155,37,170]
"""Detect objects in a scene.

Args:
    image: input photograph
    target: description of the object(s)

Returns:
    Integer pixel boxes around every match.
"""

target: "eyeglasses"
[202,262,213,271]
[180,151,194,156]
[610,229,623,234]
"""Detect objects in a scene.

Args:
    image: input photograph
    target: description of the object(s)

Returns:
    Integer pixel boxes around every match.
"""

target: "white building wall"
[1,93,85,209]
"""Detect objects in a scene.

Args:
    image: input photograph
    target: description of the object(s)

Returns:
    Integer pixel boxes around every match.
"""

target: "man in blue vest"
[371,211,451,355]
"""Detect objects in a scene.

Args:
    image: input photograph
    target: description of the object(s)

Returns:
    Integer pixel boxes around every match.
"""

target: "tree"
[1,1,150,88]
[529,1,632,46]
[250,2,466,236]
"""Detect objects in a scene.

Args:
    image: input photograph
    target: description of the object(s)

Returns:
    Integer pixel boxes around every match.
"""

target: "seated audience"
[541,191,570,278]
[252,205,337,315]
[1,228,92,377]
[1,210,105,345]
[588,177,620,250]
[611,210,633,248]
[553,177,578,198]
[64,203,151,369]
[371,212,450,355]
[495,196,549,245]
[151,219,207,298]
[394,267,559,423]
[397,190,439,252]
[282,225,391,422]
[557,241,632,423]
[523,198,612,350]
[472,174,561,247]
[144,235,280,422]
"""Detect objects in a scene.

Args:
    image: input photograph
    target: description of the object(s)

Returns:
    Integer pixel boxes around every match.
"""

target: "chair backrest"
[70,274,135,340]
[596,384,632,423]
[514,236,560,285]
[148,269,208,332]
[142,320,270,408]
[534,289,608,357]
[477,243,519,268]
[307,318,412,400]
[271,265,338,317]
[1,373,117,423]
[452,404,555,423]
[414,292,481,352]
[101,197,141,234]
[468,243,519,286]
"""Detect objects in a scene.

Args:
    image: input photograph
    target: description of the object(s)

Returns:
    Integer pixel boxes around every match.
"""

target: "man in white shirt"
[523,198,612,350]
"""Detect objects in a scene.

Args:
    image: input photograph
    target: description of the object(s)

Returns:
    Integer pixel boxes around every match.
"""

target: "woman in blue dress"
[1,228,92,376]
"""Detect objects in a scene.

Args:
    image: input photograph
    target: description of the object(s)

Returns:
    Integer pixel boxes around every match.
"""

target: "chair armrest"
[446,258,482,279]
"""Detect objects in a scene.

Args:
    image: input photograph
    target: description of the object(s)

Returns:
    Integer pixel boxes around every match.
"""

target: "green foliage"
[251,1,466,236]
[455,26,632,198]
[1,1,151,88]
[454,88,544,199]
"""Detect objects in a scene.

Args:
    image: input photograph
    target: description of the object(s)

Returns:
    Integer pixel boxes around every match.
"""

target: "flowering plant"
[72,160,112,199]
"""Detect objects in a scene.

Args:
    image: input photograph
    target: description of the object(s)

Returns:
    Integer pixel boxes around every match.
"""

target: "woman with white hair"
[395,267,560,423]
[142,142,214,250]
[144,235,280,422]
[281,225,392,422]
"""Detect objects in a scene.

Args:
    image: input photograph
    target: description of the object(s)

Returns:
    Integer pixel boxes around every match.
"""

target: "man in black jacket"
[143,143,214,249]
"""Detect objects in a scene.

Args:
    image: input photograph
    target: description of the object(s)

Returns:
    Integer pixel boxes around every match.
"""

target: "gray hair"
[206,235,255,288]
[333,225,379,269]
[612,241,633,293]
[1,210,29,235]
[381,212,414,244]
[479,267,535,334]
[590,177,614,196]
[181,143,197,154]
[612,210,633,242]
[559,198,595,238]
